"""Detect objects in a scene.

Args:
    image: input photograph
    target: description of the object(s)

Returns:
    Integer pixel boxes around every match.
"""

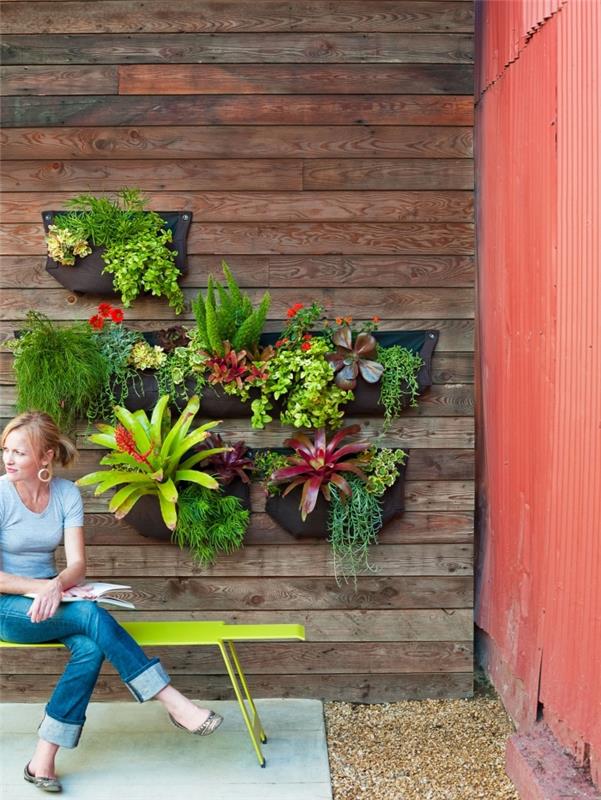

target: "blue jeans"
[0,594,170,748]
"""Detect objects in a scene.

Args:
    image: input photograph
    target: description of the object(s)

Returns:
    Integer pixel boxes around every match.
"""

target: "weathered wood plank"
[74,480,474,514]
[54,543,473,576]
[61,575,475,610]
[0,65,118,95]
[80,511,474,546]
[0,221,475,256]
[0,288,476,320]
[118,63,474,94]
[0,381,473,418]
[0,672,474,703]
[2,640,472,674]
[1,2,474,34]
[304,159,474,190]
[0,608,473,641]
[1,95,474,128]
[0,160,303,192]
[0,318,475,351]
[0,191,474,223]
[0,33,475,65]
[0,126,473,159]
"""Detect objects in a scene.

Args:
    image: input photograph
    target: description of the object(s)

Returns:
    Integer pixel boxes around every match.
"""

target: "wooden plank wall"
[0,1,475,702]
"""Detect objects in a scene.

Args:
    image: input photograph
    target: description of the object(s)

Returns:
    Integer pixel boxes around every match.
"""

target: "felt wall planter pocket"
[42,210,192,295]
[343,330,439,415]
[124,477,251,541]
[264,456,408,540]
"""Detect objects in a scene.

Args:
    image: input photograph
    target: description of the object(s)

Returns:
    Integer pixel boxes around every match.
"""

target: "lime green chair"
[0,620,306,767]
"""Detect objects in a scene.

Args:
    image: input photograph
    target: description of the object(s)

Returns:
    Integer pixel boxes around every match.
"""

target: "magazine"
[26,582,136,610]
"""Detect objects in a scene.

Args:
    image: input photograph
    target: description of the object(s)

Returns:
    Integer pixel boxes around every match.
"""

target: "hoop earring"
[38,465,52,483]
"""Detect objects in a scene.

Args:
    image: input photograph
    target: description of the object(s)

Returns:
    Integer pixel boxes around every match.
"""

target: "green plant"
[270,426,370,520]
[8,311,109,431]
[49,189,185,312]
[128,340,167,371]
[192,261,270,356]
[46,225,92,265]
[250,337,352,429]
[363,447,408,496]
[253,450,290,495]
[328,473,382,585]
[86,303,142,424]
[377,344,424,427]
[76,395,228,530]
[172,484,249,565]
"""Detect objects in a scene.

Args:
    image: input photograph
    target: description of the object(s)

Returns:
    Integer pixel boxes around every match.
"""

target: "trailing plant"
[362,447,408,496]
[76,395,229,530]
[8,311,109,432]
[328,473,382,585]
[86,302,142,424]
[48,189,185,312]
[326,324,384,390]
[196,433,254,486]
[377,344,423,427]
[270,426,369,520]
[250,336,352,429]
[191,261,270,356]
[172,484,249,566]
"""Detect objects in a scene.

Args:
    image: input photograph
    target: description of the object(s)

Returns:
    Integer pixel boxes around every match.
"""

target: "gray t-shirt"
[0,476,84,579]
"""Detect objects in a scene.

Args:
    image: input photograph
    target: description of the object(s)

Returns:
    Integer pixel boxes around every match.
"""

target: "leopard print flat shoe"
[169,710,223,736]
[24,763,62,793]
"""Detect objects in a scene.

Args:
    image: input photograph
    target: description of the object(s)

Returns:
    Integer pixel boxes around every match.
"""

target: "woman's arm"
[0,571,54,595]
[26,526,87,623]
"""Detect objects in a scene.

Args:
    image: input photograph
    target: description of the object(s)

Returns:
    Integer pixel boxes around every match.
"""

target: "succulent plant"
[197,433,254,485]
[270,425,370,520]
[326,325,384,390]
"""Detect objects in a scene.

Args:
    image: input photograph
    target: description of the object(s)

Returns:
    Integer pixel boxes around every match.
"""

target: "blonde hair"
[1,411,77,467]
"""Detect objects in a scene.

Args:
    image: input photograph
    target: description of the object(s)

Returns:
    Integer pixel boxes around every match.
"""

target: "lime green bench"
[0,620,306,767]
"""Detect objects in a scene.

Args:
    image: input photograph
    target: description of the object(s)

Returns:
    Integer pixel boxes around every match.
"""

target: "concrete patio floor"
[0,699,332,800]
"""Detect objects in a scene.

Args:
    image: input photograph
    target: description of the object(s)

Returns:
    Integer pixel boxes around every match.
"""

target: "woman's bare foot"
[155,685,214,731]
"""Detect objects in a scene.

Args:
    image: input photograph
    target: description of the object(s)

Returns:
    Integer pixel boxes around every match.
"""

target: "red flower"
[88,314,105,331]
[114,425,153,467]
[301,342,312,352]
[372,315,381,323]
[286,303,304,318]
[303,333,312,340]
[98,302,113,318]
[274,337,289,348]
[110,308,124,323]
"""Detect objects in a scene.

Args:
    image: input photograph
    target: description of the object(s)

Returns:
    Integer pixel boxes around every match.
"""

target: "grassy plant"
[172,484,249,565]
[192,261,270,356]
[9,312,109,432]
[327,473,383,586]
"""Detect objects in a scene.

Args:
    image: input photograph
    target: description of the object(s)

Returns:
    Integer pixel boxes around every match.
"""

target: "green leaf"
[75,470,112,487]
[156,477,178,504]
[114,404,152,454]
[159,395,200,461]
[158,491,177,530]
[150,394,170,445]
[174,469,219,490]
[178,447,232,471]
[88,433,118,450]
[113,486,157,519]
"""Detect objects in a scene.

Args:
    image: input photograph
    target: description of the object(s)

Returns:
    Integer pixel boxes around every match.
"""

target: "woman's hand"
[27,577,64,623]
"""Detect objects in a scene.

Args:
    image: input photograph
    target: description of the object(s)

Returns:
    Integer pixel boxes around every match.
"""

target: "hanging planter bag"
[124,477,251,541]
[343,330,439,415]
[42,210,192,295]
[265,456,408,540]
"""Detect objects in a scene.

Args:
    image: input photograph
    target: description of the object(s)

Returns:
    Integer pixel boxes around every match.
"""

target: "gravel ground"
[324,671,519,800]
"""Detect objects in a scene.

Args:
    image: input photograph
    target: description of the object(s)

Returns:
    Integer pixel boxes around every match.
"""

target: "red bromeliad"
[270,425,370,520]
[114,424,154,468]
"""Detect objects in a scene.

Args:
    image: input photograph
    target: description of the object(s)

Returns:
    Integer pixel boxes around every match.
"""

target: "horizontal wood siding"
[0,0,474,702]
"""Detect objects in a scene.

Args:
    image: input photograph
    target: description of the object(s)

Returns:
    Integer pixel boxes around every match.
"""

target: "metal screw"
[45,215,52,221]
[429,333,435,339]
[182,214,189,220]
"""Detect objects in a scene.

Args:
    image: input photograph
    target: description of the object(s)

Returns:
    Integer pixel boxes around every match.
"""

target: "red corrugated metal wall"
[475,0,601,788]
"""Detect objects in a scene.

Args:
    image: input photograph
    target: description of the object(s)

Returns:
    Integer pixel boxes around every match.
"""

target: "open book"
[26,582,136,610]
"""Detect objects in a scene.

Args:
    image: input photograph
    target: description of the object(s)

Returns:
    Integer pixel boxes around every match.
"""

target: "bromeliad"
[76,394,229,530]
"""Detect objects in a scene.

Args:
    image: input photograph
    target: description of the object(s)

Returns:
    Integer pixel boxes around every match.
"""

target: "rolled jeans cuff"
[38,713,82,749]
[125,658,170,702]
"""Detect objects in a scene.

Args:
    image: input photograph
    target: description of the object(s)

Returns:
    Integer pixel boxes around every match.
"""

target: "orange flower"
[372,315,381,323]
[335,317,343,325]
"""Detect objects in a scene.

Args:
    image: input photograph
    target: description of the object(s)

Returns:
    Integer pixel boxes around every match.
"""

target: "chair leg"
[218,641,266,767]
[227,641,267,744]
